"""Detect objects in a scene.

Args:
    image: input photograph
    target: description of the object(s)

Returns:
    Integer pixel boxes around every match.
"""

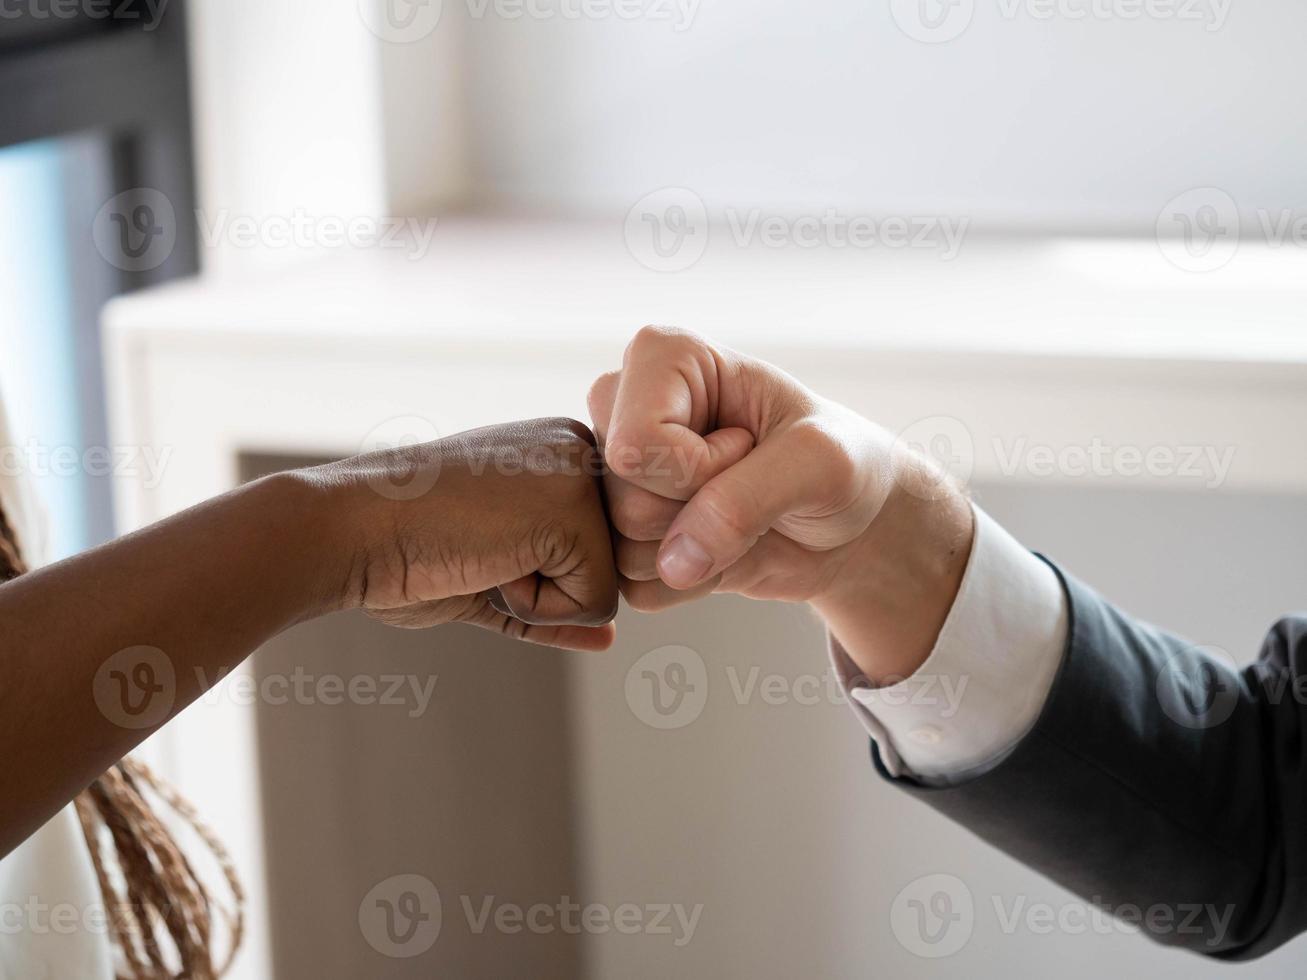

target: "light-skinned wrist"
[809,477,973,685]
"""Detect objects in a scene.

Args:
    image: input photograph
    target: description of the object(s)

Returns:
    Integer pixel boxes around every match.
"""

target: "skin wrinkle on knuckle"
[610,506,644,541]
[622,328,652,369]
[680,365,713,436]
[587,372,620,424]
[820,440,863,502]
[604,444,641,485]
[629,323,682,357]
[393,535,415,605]
[552,417,598,453]
[618,560,654,583]
[616,538,658,581]
[775,420,858,514]
[591,583,620,625]
[519,456,616,624]
[544,524,617,625]
[787,417,837,462]
[625,326,717,427]
[570,577,611,625]
[532,518,575,577]
[613,494,674,541]
[620,579,668,614]
[469,598,525,640]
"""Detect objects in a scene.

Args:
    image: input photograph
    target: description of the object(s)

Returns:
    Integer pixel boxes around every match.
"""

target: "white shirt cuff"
[828,505,1069,786]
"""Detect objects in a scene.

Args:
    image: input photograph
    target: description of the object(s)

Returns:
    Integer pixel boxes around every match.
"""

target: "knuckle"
[521,417,603,484]
[576,590,620,626]
[543,416,598,449]
[627,324,698,361]
[604,431,673,485]
[620,578,670,613]
[631,323,677,347]
[530,517,571,565]
[790,419,858,486]
[615,538,656,580]
[497,615,526,640]
[603,436,647,481]
[586,371,620,421]
[612,492,676,541]
[788,418,837,454]
[595,590,621,624]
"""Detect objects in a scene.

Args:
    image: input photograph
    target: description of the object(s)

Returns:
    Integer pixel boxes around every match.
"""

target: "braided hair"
[0,503,245,979]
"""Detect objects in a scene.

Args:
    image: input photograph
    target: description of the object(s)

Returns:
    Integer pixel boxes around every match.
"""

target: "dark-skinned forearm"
[0,471,347,857]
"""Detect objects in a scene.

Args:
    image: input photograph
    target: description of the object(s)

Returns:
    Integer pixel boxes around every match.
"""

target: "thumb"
[655,428,816,590]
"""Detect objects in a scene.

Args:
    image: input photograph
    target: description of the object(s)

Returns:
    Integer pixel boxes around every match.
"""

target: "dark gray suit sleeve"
[875,559,1307,960]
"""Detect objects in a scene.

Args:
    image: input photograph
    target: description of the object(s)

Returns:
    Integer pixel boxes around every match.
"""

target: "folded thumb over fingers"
[655,430,814,590]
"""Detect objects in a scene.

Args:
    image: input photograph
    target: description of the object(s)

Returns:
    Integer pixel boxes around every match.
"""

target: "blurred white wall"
[185,0,467,276]
[185,0,1307,258]
[459,0,1306,229]
[186,0,387,275]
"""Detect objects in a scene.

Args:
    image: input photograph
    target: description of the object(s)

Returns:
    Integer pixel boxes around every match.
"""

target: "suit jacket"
[876,560,1307,960]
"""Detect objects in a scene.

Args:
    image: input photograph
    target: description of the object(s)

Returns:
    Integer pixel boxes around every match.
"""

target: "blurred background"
[3,0,1307,976]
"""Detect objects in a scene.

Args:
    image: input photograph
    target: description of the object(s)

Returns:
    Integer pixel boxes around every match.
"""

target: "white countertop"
[105,216,1307,368]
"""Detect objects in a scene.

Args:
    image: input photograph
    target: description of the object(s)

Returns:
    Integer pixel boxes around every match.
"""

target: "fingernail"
[658,534,713,589]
